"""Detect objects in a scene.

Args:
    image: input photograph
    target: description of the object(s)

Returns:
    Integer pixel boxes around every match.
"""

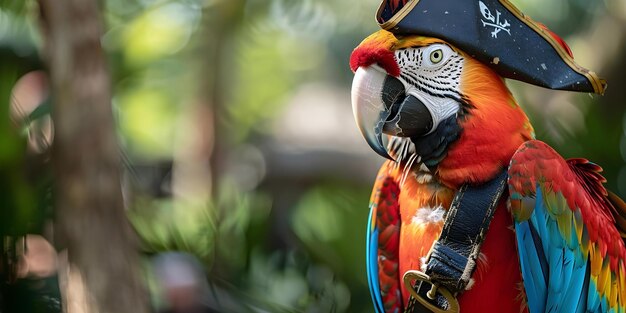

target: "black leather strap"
[405,170,508,313]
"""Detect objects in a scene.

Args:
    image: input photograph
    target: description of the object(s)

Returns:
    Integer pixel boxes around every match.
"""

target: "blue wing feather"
[507,140,626,313]
[515,219,547,313]
[514,186,609,313]
[366,204,385,313]
[588,272,602,312]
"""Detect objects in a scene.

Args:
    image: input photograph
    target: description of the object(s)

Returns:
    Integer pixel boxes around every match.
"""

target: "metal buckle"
[403,270,460,313]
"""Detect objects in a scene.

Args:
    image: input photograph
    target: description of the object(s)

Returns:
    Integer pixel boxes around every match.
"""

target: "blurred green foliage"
[0,1,42,237]
[0,0,625,312]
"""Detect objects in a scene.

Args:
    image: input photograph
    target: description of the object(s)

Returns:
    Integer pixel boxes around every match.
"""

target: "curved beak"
[351,66,393,160]
[351,66,434,160]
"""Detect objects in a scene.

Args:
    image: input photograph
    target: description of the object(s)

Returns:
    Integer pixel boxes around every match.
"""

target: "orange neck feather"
[437,58,534,188]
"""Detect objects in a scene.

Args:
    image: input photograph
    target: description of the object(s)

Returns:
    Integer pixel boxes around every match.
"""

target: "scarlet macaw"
[350,1,626,313]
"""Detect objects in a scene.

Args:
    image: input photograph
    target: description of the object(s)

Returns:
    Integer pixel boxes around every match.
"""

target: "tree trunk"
[37,0,148,312]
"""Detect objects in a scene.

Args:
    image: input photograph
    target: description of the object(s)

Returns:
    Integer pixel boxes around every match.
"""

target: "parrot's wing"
[367,200,385,313]
[367,164,403,313]
[508,140,626,313]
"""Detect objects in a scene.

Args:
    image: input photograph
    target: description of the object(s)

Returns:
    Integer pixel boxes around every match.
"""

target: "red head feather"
[349,31,401,77]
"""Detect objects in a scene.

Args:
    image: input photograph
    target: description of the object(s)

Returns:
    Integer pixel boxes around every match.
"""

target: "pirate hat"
[376,0,606,94]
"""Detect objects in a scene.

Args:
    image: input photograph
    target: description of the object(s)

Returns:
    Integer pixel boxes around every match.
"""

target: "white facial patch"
[394,43,465,133]
[405,86,459,134]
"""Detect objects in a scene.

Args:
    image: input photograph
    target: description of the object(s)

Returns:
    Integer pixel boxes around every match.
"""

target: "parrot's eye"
[422,44,455,68]
[430,49,443,64]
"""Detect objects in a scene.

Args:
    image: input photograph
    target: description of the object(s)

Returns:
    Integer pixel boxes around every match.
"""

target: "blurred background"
[0,0,624,312]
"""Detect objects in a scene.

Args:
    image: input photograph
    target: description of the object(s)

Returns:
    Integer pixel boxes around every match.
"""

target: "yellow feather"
[591,245,602,276]
[542,188,557,215]
[556,208,573,246]
[598,257,611,295]
[610,272,618,309]
[581,228,590,257]
[620,264,626,308]
[509,199,533,221]
[554,191,567,213]
[574,210,584,248]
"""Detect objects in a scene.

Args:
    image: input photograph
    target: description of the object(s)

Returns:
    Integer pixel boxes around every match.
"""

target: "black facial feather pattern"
[411,115,461,168]
[395,47,464,102]
[387,47,466,170]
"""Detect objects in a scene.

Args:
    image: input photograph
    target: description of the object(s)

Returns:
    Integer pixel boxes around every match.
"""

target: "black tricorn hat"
[376,0,607,94]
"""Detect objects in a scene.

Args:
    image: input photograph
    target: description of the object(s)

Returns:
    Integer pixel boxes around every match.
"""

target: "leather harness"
[403,170,509,313]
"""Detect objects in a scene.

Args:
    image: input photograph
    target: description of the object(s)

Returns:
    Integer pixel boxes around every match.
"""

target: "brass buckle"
[403,270,460,313]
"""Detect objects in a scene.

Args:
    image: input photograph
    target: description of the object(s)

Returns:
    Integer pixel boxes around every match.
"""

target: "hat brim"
[376,0,606,95]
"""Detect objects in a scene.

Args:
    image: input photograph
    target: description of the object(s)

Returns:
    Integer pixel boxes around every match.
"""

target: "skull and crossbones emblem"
[479,1,511,39]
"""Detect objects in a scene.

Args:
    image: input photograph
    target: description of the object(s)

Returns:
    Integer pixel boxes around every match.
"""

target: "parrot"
[350,12,626,313]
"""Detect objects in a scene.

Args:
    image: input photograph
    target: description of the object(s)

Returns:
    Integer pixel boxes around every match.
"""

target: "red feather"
[387,0,410,13]
[508,140,626,272]
[371,161,527,313]
[350,45,400,77]
[375,176,403,312]
[536,22,574,58]
[458,203,528,313]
